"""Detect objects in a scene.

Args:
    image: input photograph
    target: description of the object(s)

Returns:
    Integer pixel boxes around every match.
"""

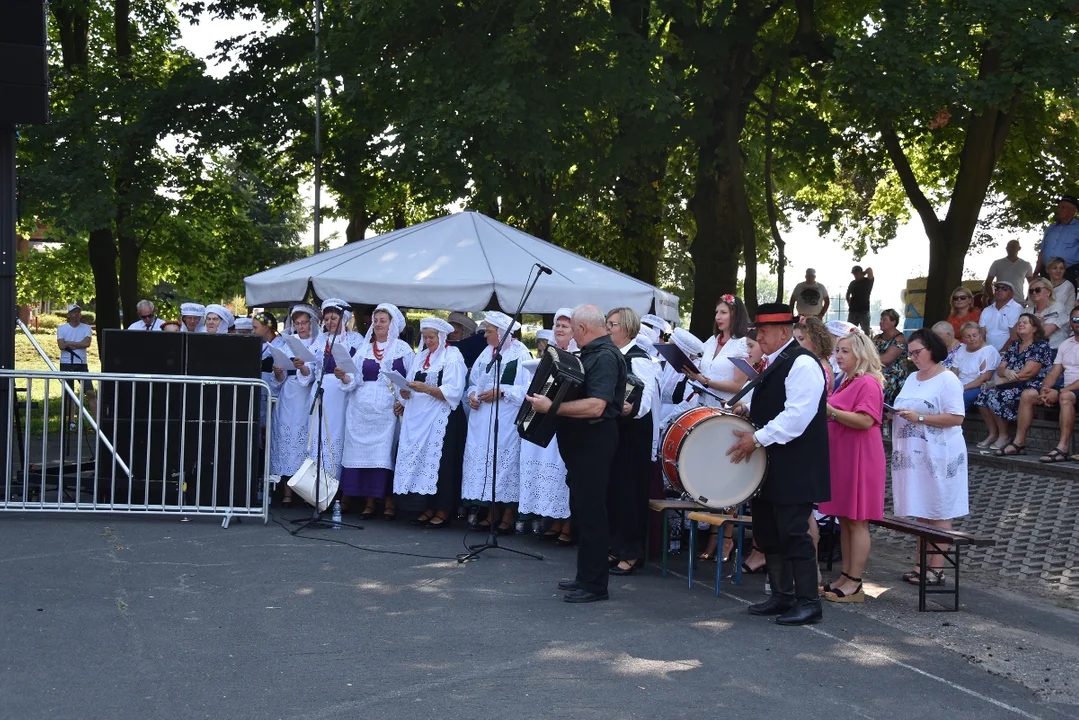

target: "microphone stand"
[457,265,547,563]
[292,322,364,534]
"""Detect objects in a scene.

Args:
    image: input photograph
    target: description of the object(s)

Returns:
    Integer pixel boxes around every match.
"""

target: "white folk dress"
[259,335,289,429]
[307,331,364,478]
[461,342,533,503]
[269,333,320,476]
[891,370,969,520]
[698,335,750,405]
[340,338,415,470]
[519,433,570,518]
[395,345,466,496]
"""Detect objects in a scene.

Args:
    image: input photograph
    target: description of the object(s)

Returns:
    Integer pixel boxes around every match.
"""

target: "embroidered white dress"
[259,335,289,428]
[268,333,320,476]
[307,331,363,478]
[698,335,750,405]
[891,371,969,520]
[340,338,415,470]
[461,342,532,503]
[395,346,466,496]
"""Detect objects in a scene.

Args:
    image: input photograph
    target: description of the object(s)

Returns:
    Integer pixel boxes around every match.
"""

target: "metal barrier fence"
[0,368,274,527]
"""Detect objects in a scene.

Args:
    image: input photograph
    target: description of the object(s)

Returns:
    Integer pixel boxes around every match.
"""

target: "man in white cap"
[979,280,1023,350]
[127,299,165,331]
[180,303,206,332]
[789,268,830,319]
[234,317,255,334]
[57,304,97,427]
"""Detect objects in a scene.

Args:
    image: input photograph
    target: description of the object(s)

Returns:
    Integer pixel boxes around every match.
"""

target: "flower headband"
[253,310,277,330]
[720,294,736,305]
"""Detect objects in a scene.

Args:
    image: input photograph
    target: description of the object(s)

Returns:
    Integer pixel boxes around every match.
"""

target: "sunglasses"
[139,314,154,320]
[1031,287,1048,294]
[1071,317,1079,324]
[993,284,1012,291]
[952,295,969,301]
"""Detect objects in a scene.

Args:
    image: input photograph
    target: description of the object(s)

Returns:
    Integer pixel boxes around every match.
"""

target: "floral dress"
[874,333,910,405]
[974,339,1053,421]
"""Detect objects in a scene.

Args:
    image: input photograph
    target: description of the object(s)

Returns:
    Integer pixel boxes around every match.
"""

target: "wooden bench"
[686,512,755,597]
[869,515,995,611]
[645,499,703,576]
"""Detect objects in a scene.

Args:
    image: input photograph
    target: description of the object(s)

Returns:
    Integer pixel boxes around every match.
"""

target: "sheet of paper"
[522,358,542,373]
[729,357,759,380]
[330,343,359,375]
[382,369,411,391]
[269,344,294,370]
[283,334,317,362]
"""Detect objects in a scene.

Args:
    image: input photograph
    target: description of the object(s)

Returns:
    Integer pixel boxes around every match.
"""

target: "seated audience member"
[1027,276,1068,352]
[874,309,908,407]
[950,322,1000,410]
[1045,257,1076,314]
[931,321,962,367]
[974,313,1053,454]
[947,286,980,337]
[1012,308,1079,463]
[234,317,255,335]
[979,280,1023,350]
[161,320,181,332]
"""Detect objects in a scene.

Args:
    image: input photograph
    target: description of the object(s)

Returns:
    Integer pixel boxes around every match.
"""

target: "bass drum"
[661,406,767,509]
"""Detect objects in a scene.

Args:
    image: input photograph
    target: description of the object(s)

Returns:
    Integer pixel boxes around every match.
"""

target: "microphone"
[537,264,553,275]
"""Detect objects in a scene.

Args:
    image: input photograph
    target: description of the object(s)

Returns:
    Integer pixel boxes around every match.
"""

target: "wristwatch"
[752,436,762,449]
[918,414,925,423]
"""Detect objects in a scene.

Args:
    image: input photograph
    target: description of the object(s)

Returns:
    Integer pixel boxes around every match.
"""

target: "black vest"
[749,342,831,504]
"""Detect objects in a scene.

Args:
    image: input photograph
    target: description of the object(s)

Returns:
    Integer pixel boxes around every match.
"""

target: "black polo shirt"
[578,334,626,421]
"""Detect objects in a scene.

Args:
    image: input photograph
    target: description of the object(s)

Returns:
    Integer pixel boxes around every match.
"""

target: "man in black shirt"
[526,304,626,603]
[845,266,874,334]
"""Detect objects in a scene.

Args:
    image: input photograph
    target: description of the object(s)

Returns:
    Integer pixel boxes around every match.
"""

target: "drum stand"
[292,326,364,535]
[457,265,547,564]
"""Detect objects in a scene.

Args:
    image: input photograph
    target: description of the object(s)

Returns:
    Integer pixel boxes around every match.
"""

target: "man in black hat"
[1035,194,1079,281]
[726,303,830,625]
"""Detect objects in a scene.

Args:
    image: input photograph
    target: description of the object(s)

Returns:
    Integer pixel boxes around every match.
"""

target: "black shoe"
[425,516,450,529]
[748,594,797,615]
[748,554,796,616]
[557,580,579,592]
[410,513,432,527]
[563,589,609,603]
[610,562,638,576]
[776,599,823,626]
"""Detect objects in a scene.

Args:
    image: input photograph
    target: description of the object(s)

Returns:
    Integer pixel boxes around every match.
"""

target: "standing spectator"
[874,308,909,407]
[975,313,1052,454]
[1034,194,1079,280]
[845,266,874,334]
[1012,309,1079,463]
[984,240,1034,300]
[1027,276,1068,351]
[979,280,1023,350]
[127,299,165,331]
[946,286,980,337]
[790,268,830,319]
[57,304,97,427]
[950,322,1000,410]
[1045,257,1077,314]
[890,329,968,588]
[447,311,486,370]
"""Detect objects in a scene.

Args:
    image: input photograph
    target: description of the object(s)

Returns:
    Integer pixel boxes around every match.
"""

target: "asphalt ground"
[2,511,1077,720]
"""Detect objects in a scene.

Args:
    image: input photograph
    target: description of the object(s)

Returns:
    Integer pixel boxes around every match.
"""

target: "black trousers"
[558,419,619,594]
[750,496,815,562]
[608,412,653,562]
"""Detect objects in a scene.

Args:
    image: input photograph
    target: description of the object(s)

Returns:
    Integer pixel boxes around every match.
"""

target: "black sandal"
[994,442,1026,456]
[904,569,945,586]
[426,515,450,529]
[411,512,433,526]
[820,571,856,595]
[360,507,377,519]
[1039,448,1070,463]
[741,562,766,574]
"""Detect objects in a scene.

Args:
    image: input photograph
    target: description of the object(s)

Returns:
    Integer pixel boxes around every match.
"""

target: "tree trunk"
[87,228,121,335]
[345,199,372,243]
[688,149,744,339]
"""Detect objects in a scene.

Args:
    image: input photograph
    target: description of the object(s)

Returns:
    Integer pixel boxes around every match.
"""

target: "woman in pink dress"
[818,331,887,603]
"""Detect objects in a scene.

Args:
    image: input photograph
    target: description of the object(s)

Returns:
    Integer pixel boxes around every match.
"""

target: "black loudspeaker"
[183,333,262,420]
[99,329,185,422]
[0,0,48,126]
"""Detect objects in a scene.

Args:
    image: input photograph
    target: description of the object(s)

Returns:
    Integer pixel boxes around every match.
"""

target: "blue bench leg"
[688,522,695,589]
[733,523,745,585]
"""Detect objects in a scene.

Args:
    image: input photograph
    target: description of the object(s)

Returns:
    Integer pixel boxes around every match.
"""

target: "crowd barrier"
[0,368,273,527]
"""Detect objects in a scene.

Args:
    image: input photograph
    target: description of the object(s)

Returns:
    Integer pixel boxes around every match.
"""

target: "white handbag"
[288,409,339,512]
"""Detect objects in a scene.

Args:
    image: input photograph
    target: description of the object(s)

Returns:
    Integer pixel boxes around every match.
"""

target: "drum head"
[678,412,766,508]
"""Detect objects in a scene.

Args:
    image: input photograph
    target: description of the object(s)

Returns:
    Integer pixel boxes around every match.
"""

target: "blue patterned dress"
[974,338,1053,421]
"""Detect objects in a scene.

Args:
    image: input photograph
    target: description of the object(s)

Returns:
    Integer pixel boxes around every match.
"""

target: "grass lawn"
[13,329,102,435]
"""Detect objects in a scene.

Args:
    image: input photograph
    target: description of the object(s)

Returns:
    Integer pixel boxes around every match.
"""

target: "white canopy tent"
[244,211,680,321]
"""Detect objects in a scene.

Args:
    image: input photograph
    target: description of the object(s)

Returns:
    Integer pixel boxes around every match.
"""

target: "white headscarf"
[482,310,521,344]
[234,317,254,331]
[417,317,454,374]
[825,319,859,337]
[640,313,670,343]
[635,331,656,356]
[363,302,407,371]
[536,329,554,342]
[551,307,579,352]
[672,327,704,367]
[204,304,234,334]
[180,303,206,333]
[287,304,321,343]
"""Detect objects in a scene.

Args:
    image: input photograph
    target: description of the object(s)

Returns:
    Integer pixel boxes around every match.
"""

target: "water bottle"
[515,519,525,534]
[331,500,342,530]
[257,486,264,504]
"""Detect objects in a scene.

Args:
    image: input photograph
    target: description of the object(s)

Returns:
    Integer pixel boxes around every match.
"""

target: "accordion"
[622,373,645,420]
[515,346,585,448]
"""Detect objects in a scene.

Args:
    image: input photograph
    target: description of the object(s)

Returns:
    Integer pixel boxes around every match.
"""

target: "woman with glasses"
[1045,257,1076,314]
[1028,277,1068,352]
[974,313,1053,454]
[874,309,909,408]
[890,329,968,588]
[946,287,980,337]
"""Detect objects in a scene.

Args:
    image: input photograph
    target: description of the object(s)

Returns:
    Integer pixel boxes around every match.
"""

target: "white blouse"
[699,334,750,404]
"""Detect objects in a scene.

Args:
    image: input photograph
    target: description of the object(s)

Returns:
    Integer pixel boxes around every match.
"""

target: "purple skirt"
[340,467,392,498]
